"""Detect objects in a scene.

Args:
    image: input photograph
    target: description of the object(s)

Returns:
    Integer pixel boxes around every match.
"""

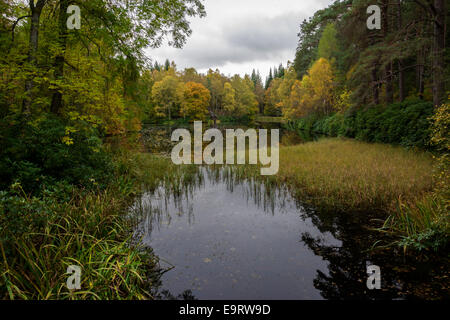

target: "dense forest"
[1,1,448,132]
[0,0,448,299]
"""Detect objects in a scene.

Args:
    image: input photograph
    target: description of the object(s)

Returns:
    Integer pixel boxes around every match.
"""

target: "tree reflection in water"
[300,207,449,300]
[130,166,448,300]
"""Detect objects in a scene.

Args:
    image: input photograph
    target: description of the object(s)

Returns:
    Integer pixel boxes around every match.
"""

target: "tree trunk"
[50,0,69,115]
[23,0,46,114]
[385,62,394,104]
[383,0,393,105]
[416,46,425,100]
[432,0,446,106]
[372,68,380,105]
[397,0,405,102]
[398,60,405,102]
[419,62,425,99]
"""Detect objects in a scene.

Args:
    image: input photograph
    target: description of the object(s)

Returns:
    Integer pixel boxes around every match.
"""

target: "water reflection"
[131,166,339,299]
[299,208,449,299]
[130,164,448,300]
[132,167,304,236]
[140,123,313,154]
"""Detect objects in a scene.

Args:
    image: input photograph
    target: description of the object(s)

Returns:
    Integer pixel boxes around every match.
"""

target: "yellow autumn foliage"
[179,82,211,121]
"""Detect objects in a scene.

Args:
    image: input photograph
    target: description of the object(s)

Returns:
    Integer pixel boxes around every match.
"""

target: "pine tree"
[164,59,171,71]
[278,64,285,78]
[265,68,273,89]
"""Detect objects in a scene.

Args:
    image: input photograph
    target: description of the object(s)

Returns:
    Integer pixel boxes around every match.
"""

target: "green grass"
[1,185,156,299]
[0,149,198,300]
[381,193,449,252]
[262,138,436,212]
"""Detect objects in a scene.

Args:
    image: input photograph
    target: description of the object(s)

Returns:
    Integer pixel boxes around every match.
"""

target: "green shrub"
[287,99,434,149]
[0,152,169,300]
[0,190,52,245]
[0,115,114,194]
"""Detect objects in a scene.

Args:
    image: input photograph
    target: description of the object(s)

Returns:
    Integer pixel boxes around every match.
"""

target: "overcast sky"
[145,0,333,80]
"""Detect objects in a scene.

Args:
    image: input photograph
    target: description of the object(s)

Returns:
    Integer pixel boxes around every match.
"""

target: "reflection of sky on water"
[130,135,449,300]
[131,167,340,299]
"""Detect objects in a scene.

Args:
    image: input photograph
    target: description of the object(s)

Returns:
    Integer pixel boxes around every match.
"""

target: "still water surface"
[132,167,339,299]
[129,125,448,300]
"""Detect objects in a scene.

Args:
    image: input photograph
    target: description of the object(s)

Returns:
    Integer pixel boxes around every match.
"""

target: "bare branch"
[11,15,31,43]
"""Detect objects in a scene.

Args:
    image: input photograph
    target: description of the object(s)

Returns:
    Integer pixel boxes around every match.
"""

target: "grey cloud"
[172,43,288,69]
[157,12,307,69]
[224,13,304,52]
[146,0,338,77]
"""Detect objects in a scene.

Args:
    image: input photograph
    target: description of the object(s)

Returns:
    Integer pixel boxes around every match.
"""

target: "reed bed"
[274,138,435,212]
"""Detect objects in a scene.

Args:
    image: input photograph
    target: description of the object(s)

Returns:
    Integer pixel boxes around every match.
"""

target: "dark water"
[139,123,308,154]
[130,167,448,300]
[130,125,449,300]
[132,167,338,299]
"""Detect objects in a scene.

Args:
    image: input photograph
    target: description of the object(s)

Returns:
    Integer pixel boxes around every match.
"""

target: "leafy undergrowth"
[381,193,449,252]
[0,146,198,299]
[0,162,155,299]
